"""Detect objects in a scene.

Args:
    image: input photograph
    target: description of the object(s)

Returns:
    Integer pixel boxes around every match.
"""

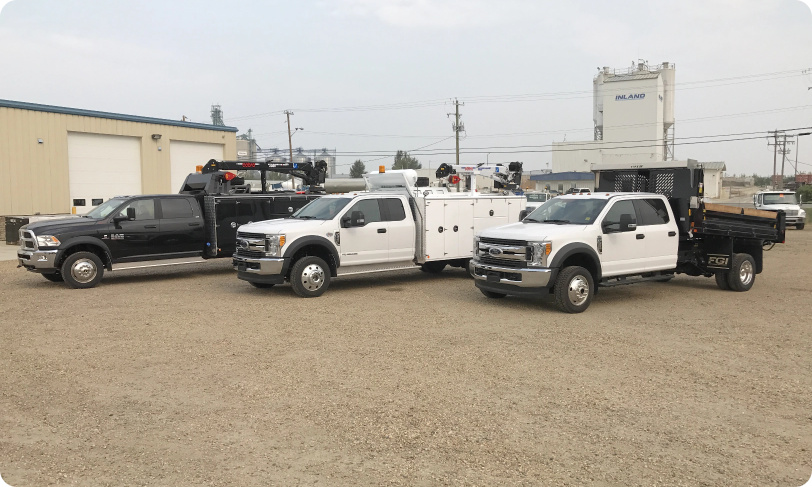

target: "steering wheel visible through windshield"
[292,197,352,220]
[525,198,608,225]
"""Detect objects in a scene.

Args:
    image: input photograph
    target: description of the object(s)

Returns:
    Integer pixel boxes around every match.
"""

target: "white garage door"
[170,141,224,192]
[67,132,142,213]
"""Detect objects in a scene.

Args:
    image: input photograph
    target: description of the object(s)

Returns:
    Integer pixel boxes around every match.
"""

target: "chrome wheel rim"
[71,258,97,284]
[300,263,325,291]
[567,275,589,306]
[739,260,754,286]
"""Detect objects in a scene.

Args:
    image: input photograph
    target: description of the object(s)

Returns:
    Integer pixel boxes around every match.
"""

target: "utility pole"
[768,130,785,189]
[285,110,294,164]
[448,99,465,165]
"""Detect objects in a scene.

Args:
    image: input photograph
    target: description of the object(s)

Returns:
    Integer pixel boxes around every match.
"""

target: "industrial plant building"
[545,61,725,198]
[0,99,238,217]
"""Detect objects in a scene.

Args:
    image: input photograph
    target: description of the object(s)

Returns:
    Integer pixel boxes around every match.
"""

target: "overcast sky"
[1,0,811,175]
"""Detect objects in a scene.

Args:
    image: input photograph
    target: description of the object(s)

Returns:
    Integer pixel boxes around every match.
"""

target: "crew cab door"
[631,198,678,271]
[158,197,204,256]
[107,198,160,260]
[599,199,646,277]
[380,197,415,263]
[338,198,389,265]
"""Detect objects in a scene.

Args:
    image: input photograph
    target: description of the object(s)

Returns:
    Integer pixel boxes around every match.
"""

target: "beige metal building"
[0,99,238,216]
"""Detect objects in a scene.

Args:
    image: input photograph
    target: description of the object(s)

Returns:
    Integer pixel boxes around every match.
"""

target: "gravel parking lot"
[1,230,810,486]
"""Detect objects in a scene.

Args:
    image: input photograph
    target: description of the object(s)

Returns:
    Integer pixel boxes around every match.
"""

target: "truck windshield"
[525,198,607,225]
[83,198,126,219]
[763,193,798,205]
[292,197,352,220]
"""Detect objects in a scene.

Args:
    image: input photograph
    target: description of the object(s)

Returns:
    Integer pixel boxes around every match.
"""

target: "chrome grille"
[236,231,266,239]
[480,237,527,246]
[480,256,524,268]
[19,230,37,251]
[785,210,798,217]
[235,249,265,259]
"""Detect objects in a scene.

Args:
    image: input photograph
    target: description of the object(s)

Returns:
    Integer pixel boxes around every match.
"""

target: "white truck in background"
[232,165,526,297]
[753,190,805,230]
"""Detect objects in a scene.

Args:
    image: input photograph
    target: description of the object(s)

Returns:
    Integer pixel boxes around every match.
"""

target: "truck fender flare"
[549,242,602,281]
[57,237,114,270]
[283,236,340,273]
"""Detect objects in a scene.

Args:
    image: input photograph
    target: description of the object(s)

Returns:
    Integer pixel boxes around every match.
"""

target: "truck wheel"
[249,282,275,289]
[61,251,104,289]
[480,289,507,299]
[797,223,805,230]
[290,256,330,297]
[726,253,755,292]
[42,273,64,283]
[420,261,446,273]
[554,266,594,313]
[714,272,730,291]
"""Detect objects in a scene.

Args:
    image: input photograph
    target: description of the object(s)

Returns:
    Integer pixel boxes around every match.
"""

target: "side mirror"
[113,207,136,223]
[350,210,365,226]
[753,195,757,207]
[127,207,136,220]
[619,213,636,232]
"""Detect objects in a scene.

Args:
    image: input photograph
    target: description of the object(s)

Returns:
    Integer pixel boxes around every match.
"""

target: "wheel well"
[289,245,337,277]
[733,241,763,273]
[58,244,110,270]
[560,252,600,280]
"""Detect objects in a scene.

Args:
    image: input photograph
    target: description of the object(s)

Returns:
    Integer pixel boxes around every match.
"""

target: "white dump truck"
[231,166,526,296]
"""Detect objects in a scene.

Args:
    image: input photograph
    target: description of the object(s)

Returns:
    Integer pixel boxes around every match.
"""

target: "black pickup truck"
[17,162,324,288]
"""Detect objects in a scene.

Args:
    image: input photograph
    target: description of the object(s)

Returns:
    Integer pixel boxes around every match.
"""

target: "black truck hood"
[22,217,103,236]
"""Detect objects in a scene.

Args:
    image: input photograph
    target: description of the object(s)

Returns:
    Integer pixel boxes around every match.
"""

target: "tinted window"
[526,198,607,225]
[383,198,406,221]
[118,199,156,220]
[633,199,670,226]
[603,200,636,226]
[347,199,382,223]
[161,198,195,219]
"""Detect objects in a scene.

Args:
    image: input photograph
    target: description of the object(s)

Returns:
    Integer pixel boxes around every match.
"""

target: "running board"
[599,272,674,287]
[111,257,208,271]
[336,261,419,277]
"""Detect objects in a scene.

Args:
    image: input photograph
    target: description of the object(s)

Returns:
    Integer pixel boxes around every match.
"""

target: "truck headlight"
[264,234,286,257]
[528,241,552,267]
[800,209,806,218]
[473,236,481,257]
[36,235,61,248]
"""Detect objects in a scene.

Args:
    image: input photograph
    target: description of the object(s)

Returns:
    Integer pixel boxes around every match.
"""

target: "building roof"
[530,171,594,181]
[0,99,238,132]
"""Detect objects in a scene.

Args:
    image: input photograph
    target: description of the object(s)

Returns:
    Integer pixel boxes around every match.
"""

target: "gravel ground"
[1,231,810,486]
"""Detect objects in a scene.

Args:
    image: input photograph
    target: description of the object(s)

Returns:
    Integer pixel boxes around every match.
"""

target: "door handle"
[145,225,157,229]
[668,231,676,237]
[636,234,645,240]
[377,228,387,233]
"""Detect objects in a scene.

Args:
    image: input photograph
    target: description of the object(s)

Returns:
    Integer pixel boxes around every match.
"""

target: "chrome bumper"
[17,250,59,271]
[232,255,285,275]
[469,259,554,287]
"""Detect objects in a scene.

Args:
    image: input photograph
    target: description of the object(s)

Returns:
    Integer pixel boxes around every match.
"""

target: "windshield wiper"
[541,219,571,224]
[296,215,317,219]
[523,217,542,223]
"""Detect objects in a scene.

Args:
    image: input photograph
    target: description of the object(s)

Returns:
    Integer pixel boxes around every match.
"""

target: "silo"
[292,147,311,165]
[593,67,609,140]
[266,148,287,163]
[660,62,676,127]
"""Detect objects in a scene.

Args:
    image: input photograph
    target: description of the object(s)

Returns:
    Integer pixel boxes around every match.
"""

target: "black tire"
[714,272,731,291]
[290,256,330,297]
[726,253,756,292]
[420,261,446,273]
[61,251,104,289]
[480,289,507,299]
[797,223,805,230]
[553,266,594,313]
[249,282,275,289]
[42,273,64,283]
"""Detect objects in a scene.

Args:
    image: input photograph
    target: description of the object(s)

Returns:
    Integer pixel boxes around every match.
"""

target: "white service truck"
[232,167,526,297]
[471,164,786,313]
[753,190,805,230]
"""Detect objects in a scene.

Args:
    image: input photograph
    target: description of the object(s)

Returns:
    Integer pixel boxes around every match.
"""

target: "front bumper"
[232,255,288,285]
[786,216,805,225]
[469,259,557,297]
[17,249,59,272]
